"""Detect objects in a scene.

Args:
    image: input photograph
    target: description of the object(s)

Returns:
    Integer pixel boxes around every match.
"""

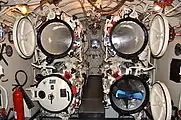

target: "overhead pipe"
[0,7,11,16]
[0,0,41,6]
[65,5,91,13]
[165,2,181,15]
[87,0,134,15]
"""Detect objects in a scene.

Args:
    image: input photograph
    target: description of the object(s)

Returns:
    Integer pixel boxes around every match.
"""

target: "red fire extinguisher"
[12,70,35,120]
[13,88,25,120]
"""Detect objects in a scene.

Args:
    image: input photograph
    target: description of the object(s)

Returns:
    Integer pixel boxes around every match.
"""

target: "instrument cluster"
[10,0,178,119]
[26,4,153,119]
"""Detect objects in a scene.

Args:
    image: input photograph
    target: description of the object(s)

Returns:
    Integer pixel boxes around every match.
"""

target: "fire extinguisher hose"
[13,70,34,109]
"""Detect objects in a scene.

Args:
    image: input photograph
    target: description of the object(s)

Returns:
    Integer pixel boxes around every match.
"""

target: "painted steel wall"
[0,39,34,113]
[155,17,181,107]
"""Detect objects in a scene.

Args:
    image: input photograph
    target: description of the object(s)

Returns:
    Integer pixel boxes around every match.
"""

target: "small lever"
[179,67,181,76]
[48,94,54,104]
[67,91,70,101]
[31,63,55,70]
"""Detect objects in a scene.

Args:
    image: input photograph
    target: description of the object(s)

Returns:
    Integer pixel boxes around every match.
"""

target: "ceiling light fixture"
[15,4,29,15]
[154,4,162,11]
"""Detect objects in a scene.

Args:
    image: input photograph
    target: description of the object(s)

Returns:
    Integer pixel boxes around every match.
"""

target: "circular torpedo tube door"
[109,17,148,59]
[37,18,74,58]
[36,74,73,113]
[13,16,36,59]
[150,81,172,120]
[109,75,149,115]
[149,14,169,58]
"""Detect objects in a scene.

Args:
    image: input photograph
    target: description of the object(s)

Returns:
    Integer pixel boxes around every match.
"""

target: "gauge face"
[150,81,172,120]
[110,17,148,59]
[13,16,36,58]
[37,75,73,113]
[37,19,73,58]
[91,39,100,49]
[109,75,149,114]
[149,14,169,58]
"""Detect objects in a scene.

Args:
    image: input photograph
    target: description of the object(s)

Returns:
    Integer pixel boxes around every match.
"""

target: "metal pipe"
[165,2,181,15]
[87,0,127,15]
[0,0,40,6]
[65,6,91,13]
[0,7,11,16]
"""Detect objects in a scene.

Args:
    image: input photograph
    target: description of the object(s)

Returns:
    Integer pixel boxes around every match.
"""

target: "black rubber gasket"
[36,74,73,113]
[109,75,149,115]
[109,17,148,59]
[37,18,74,59]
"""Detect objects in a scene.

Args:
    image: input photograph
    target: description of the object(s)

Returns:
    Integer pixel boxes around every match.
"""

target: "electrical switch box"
[60,89,67,97]
[170,59,181,83]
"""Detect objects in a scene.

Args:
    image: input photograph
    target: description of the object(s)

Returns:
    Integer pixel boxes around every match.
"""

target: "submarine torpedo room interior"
[1,0,181,119]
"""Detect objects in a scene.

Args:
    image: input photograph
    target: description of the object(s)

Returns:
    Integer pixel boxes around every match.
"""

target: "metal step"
[79,75,104,119]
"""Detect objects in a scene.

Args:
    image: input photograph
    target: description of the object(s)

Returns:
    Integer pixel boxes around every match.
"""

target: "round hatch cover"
[109,75,149,114]
[149,14,169,58]
[36,74,73,113]
[110,17,148,59]
[0,85,8,109]
[37,19,74,58]
[13,16,36,59]
[150,81,172,120]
